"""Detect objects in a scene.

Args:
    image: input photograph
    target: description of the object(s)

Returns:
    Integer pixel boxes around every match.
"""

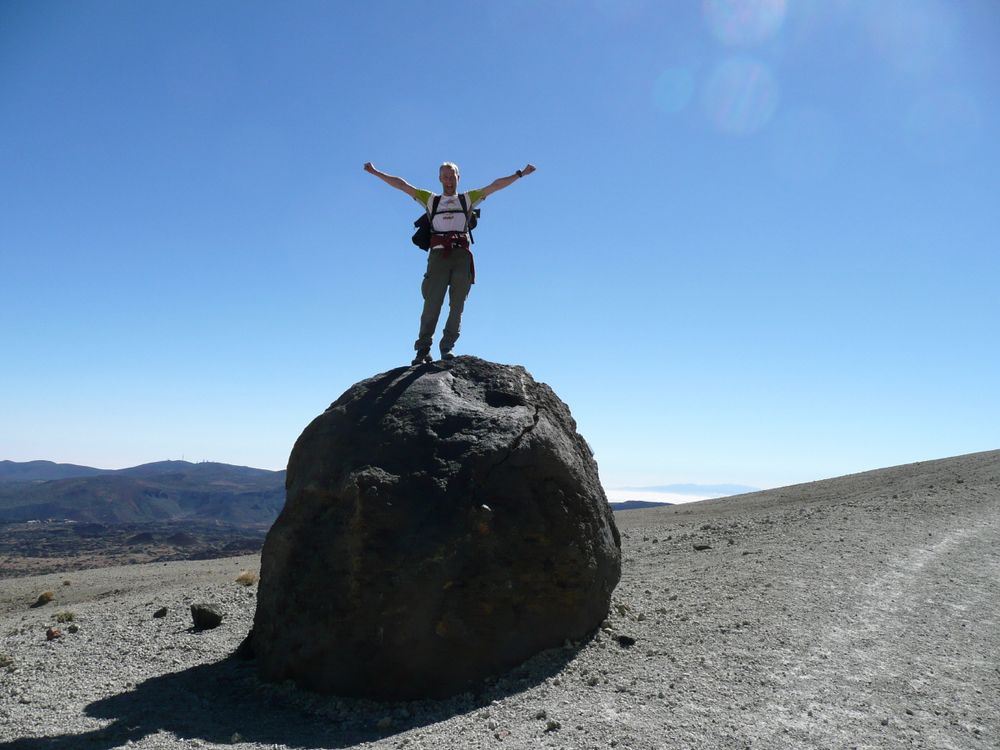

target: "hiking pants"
[414,247,473,354]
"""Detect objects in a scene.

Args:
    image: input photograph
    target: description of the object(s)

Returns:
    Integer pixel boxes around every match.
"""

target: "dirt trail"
[754,510,1000,748]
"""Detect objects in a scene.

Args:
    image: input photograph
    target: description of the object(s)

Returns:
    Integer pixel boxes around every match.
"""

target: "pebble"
[190,603,223,630]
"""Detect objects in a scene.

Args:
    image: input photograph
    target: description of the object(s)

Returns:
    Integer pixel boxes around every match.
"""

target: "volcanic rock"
[250,356,621,699]
[190,603,223,630]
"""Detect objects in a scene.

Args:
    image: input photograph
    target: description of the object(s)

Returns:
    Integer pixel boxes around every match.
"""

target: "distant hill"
[0,460,108,482]
[0,460,285,525]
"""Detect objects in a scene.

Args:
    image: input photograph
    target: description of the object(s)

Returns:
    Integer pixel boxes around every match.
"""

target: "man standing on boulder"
[364,161,536,365]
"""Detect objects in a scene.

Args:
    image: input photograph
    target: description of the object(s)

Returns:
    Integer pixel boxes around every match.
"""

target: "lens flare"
[652,67,696,114]
[702,57,779,136]
[865,0,956,74]
[703,0,788,46]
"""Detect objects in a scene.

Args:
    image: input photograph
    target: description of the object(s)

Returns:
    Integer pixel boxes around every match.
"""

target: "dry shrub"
[31,591,55,608]
[55,611,75,623]
[0,653,12,669]
[235,570,259,587]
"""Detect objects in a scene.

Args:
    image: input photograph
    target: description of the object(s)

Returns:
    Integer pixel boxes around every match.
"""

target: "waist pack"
[412,193,480,251]
[430,233,470,253]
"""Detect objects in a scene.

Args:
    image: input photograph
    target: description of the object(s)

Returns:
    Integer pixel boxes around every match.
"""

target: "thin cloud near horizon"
[612,483,760,497]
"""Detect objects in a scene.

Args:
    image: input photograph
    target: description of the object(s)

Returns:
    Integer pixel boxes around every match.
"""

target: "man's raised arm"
[477,164,536,199]
[364,162,419,199]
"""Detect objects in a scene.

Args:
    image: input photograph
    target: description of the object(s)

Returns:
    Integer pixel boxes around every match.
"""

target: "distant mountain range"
[0,460,285,525]
[0,459,691,524]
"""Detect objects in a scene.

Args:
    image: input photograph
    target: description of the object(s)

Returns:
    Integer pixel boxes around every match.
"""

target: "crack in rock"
[471,405,542,501]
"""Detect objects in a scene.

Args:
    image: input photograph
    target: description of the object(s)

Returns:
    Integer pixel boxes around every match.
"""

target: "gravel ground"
[1,450,998,750]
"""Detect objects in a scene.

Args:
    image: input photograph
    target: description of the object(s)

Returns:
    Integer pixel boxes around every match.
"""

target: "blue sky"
[2,0,998,499]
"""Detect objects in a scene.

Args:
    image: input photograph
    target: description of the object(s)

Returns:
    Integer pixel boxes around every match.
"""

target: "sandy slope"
[1,450,997,750]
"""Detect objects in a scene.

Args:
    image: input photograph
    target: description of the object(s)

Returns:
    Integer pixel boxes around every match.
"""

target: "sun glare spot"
[702,57,779,136]
[652,67,696,114]
[865,0,956,74]
[703,0,788,46]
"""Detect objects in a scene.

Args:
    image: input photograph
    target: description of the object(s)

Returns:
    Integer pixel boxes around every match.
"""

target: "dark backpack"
[411,193,480,251]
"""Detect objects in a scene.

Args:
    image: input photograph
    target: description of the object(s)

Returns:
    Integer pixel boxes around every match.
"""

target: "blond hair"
[439,162,460,178]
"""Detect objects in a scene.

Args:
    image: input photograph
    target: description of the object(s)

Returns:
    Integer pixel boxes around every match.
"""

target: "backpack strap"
[458,193,475,245]
[427,194,442,220]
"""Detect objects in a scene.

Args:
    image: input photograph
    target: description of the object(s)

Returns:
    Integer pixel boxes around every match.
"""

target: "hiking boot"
[412,349,432,366]
[440,351,455,361]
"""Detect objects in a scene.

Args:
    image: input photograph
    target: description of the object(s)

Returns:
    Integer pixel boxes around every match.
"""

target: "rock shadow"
[1,636,588,750]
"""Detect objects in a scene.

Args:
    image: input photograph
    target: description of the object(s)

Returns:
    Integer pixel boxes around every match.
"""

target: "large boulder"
[250,356,621,699]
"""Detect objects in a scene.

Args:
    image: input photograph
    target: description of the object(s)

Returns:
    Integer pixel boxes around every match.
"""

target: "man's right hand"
[363,164,419,198]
